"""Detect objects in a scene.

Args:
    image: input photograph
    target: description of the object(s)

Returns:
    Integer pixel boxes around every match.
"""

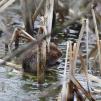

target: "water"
[0,66,60,101]
[0,0,101,101]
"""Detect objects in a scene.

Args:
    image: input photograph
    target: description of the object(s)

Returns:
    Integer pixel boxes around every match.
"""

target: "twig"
[91,6,101,73]
[70,75,95,101]
[32,0,46,22]
[8,28,36,54]
[85,19,91,93]
[74,85,85,101]
[20,29,36,41]
[67,41,75,101]
[69,41,74,76]
[61,41,69,101]
[0,0,7,7]
[0,0,16,12]
[86,19,89,69]
[0,59,22,71]
[44,0,54,51]
[73,19,86,74]
[0,33,51,65]
[88,44,97,58]
[79,52,92,94]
